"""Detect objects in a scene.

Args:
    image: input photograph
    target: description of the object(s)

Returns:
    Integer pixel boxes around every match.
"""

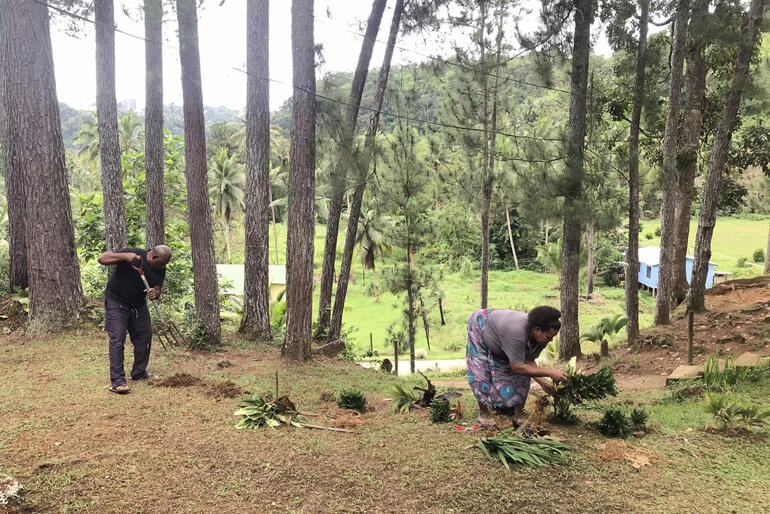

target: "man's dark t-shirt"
[105,248,166,307]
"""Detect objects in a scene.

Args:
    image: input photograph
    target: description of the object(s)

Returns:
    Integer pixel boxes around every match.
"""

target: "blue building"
[637,247,717,294]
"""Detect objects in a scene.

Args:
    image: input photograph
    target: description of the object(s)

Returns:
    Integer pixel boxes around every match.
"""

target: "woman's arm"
[509,360,567,382]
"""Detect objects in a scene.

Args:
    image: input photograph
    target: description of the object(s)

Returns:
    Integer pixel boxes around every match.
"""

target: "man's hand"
[124,253,142,266]
[547,368,568,383]
[146,286,161,300]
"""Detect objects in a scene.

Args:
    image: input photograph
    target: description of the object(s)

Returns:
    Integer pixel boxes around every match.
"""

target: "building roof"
[637,247,717,267]
[216,264,286,295]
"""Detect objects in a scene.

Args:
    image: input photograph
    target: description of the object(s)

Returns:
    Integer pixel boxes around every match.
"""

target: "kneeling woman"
[466,306,567,425]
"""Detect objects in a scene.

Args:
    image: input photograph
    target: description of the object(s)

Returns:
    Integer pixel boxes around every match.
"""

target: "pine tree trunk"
[505,205,519,270]
[176,0,221,344]
[270,188,280,264]
[317,0,387,333]
[283,0,316,361]
[420,297,430,351]
[625,0,649,344]
[0,1,82,332]
[438,297,446,326]
[240,0,271,340]
[144,0,165,248]
[586,221,594,296]
[689,0,766,312]
[329,0,404,340]
[0,38,27,290]
[95,0,127,253]
[673,42,706,305]
[655,0,689,325]
[765,222,770,275]
[559,0,592,361]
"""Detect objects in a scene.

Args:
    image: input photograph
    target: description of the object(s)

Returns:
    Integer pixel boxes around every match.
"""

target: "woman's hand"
[547,368,568,383]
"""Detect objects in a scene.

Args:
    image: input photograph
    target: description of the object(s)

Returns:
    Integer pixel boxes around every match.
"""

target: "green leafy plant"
[429,400,451,423]
[736,257,748,268]
[553,360,618,423]
[704,393,770,432]
[389,383,417,413]
[337,388,367,411]
[476,435,572,469]
[753,248,766,263]
[596,408,631,438]
[234,395,304,429]
[445,341,463,352]
[629,408,649,430]
[581,314,628,356]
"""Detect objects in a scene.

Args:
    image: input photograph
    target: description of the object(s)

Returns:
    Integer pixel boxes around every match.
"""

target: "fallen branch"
[299,423,361,434]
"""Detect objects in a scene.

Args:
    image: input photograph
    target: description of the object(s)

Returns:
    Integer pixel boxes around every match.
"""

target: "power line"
[38,0,633,153]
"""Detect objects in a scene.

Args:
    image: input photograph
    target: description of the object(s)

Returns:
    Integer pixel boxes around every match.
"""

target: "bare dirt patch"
[153,372,204,387]
[205,380,245,399]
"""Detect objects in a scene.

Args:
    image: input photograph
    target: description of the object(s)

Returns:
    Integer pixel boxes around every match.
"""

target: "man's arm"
[97,251,141,266]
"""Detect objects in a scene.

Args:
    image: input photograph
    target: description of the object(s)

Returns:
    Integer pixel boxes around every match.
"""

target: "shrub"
[445,341,463,352]
[654,226,661,237]
[596,408,631,438]
[337,388,367,411]
[753,248,765,263]
[736,257,748,268]
[429,400,451,423]
[629,408,649,430]
[644,233,654,240]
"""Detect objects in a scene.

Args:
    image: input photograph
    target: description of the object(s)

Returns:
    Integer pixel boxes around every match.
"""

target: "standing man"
[98,245,172,394]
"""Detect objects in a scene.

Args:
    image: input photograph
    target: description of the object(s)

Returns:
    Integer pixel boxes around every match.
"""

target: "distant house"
[216,264,286,301]
[636,247,717,294]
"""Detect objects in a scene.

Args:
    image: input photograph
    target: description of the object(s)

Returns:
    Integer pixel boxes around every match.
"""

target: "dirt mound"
[205,381,245,399]
[597,440,658,469]
[153,373,203,387]
[587,276,770,378]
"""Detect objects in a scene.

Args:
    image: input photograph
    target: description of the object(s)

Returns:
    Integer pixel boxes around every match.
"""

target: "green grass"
[211,216,763,360]
[640,216,769,277]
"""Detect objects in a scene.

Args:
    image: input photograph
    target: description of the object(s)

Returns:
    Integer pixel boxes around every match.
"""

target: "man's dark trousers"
[105,296,153,388]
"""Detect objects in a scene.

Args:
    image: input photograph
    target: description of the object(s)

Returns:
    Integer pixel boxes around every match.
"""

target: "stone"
[666,365,703,387]
[0,474,23,509]
[735,352,768,368]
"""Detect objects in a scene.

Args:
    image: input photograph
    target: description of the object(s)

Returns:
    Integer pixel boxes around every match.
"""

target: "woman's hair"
[528,306,561,331]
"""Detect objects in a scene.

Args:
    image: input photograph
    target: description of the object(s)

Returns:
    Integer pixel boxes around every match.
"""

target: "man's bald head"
[148,245,172,270]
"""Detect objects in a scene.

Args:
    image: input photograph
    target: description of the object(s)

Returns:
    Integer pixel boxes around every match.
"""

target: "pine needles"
[476,436,572,469]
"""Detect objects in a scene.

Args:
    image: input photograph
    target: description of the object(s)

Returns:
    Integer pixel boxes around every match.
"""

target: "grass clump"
[704,392,770,432]
[476,434,572,469]
[429,400,451,423]
[337,388,367,411]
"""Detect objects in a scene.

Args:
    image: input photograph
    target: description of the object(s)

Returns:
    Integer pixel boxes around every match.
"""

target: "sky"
[49,1,610,114]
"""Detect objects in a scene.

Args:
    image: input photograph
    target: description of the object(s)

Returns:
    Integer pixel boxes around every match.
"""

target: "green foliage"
[444,341,463,352]
[753,248,765,263]
[386,321,409,354]
[389,383,417,413]
[234,394,304,430]
[553,362,619,423]
[581,314,627,345]
[431,204,480,270]
[535,241,562,273]
[645,232,654,240]
[654,226,661,237]
[429,400,451,423]
[629,408,649,430]
[736,257,748,268]
[337,388,367,411]
[476,435,572,469]
[183,307,215,351]
[703,393,770,432]
[596,408,631,438]
[704,355,768,389]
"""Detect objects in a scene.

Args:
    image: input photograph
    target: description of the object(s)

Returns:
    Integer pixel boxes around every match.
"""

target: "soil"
[152,373,204,387]
[584,276,770,379]
[205,381,245,399]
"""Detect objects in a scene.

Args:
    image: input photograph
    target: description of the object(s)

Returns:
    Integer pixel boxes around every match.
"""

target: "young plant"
[429,400,451,423]
[476,435,572,469]
[553,360,619,423]
[337,388,367,411]
[596,408,631,438]
[629,408,649,430]
[389,383,416,413]
[234,394,303,429]
[704,393,770,432]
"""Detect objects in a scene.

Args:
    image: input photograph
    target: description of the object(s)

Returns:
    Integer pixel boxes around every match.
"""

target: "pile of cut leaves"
[553,358,618,423]
[235,394,305,429]
[389,371,462,415]
[476,429,572,469]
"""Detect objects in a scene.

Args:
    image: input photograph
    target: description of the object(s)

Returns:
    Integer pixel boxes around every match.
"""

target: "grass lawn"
[640,216,769,277]
[212,216,765,360]
[1,331,768,513]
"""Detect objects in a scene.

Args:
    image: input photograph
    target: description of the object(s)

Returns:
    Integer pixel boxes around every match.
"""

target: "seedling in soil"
[429,400,451,423]
[596,408,631,438]
[629,408,649,430]
[390,383,417,413]
[337,388,367,411]
[553,359,618,423]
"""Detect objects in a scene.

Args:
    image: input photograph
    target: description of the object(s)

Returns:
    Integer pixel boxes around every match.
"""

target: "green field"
[640,216,769,277]
[213,216,768,359]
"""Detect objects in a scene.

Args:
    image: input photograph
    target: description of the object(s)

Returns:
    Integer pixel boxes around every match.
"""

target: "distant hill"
[59,103,242,149]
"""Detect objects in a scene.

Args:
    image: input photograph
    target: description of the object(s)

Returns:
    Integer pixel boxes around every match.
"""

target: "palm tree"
[72,115,101,172]
[209,148,245,262]
[118,113,144,154]
[581,314,628,357]
[349,193,391,300]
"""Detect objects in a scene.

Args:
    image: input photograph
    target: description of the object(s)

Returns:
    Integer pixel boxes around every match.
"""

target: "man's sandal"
[108,384,130,394]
